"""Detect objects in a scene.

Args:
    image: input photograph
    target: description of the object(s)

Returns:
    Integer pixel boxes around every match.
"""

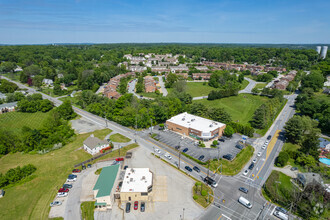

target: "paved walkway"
[157,76,168,96]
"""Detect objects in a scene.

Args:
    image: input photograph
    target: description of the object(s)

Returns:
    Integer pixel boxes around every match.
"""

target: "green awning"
[95,202,107,206]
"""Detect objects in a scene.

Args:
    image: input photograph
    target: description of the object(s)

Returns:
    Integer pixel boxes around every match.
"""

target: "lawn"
[0,129,109,220]
[186,82,216,97]
[194,94,270,125]
[208,145,254,175]
[137,92,160,99]
[253,83,267,90]
[240,79,249,90]
[2,72,21,81]
[192,182,214,208]
[92,129,112,140]
[110,133,131,143]
[81,201,95,220]
[0,111,51,135]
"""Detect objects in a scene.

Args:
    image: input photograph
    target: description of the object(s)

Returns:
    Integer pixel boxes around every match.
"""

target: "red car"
[72,169,81,173]
[58,188,69,193]
[134,201,138,210]
[116,158,124,162]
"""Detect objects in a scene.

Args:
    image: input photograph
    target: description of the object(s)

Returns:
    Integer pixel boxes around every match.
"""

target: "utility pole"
[207,160,210,178]
[182,208,185,220]
[178,140,181,169]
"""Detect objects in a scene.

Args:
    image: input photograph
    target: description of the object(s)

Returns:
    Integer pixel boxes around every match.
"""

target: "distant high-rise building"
[316,46,322,54]
[321,46,328,59]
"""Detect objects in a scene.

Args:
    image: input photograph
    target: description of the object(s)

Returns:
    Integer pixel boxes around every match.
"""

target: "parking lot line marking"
[222,214,231,220]
[217,214,222,220]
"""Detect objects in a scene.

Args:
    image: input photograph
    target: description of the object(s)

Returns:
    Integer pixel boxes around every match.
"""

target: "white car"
[50,201,62,207]
[257,152,262,157]
[164,154,172,160]
[155,149,161,154]
[265,141,269,145]
[243,170,249,175]
[252,159,257,163]
[262,144,267,150]
[57,192,68,197]
[67,178,76,182]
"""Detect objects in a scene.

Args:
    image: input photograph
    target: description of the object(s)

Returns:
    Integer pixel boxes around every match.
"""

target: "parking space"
[153,130,246,162]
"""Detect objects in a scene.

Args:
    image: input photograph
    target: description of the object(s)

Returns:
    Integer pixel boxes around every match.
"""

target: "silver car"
[50,201,62,207]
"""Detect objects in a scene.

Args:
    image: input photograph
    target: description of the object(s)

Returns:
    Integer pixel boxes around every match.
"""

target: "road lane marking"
[253,130,281,181]
[222,214,231,220]
[217,214,222,220]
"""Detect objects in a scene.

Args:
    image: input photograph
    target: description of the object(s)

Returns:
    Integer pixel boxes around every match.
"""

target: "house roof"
[297,172,323,186]
[319,138,330,149]
[0,102,18,109]
[93,165,120,198]
[83,136,108,150]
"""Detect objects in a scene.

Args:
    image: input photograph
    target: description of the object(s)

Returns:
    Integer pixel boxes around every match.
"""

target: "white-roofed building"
[120,168,153,202]
[166,112,226,141]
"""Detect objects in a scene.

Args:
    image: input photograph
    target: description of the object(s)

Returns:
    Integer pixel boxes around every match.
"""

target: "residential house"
[195,66,209,71]
[319,138,330,150]
[297,172,324,188]
[0,102,17,114]
[14,66,23,72]
[57,73,64,79]
[42,79,54,86]
[0,92,6,100]
[151,66,169,73]
[0,189,4,198]
[170,65,189,73]
[129,66,147,72]
[83,134,109,155]
[144,76,157,93]
[192,73,212,80]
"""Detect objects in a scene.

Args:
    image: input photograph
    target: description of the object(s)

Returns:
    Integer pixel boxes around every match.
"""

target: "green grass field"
[0,111,51,135]
[253,83,267,90]
[137,92,160,99]
[81,201,95,220]
[240,79,249,90]
[110,133,131,143]
[194,94,269,125]
[0,129,113,220]
[193,182,214,208]
[186,82,216,97]
[208,145,254,175]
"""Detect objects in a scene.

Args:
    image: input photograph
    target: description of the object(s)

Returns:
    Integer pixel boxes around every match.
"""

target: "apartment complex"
[103,72,135,99]
[272,70,297,90]
[144,76,157,93]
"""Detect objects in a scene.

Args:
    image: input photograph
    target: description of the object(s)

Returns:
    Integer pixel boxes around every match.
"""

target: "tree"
[301,71,324,91]
[251,87,259,94]
[33,75,44,88]
[53,82,62,95]
[224,125,234,137]
[56,100,77,120]
[238,73,244,83]
[300,133,320,160]
[276,151,289,167]
[165,73,178,88]
[296,155,316,167]
[23,65,40,76]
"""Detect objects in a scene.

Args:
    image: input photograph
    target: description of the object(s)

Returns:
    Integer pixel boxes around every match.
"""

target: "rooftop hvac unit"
[130,178,133,182]
[209,124,213,127]
[191,119,195,121]
[182,118,185,121]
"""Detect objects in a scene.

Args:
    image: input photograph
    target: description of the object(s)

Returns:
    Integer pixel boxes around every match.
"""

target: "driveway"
[157,76,168,96]
[71,118,105,134]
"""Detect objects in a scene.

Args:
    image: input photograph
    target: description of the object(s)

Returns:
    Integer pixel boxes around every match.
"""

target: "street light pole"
[182,208,185,220]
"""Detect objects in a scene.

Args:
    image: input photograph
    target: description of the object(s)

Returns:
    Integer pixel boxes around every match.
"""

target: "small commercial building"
[166,112,226,141]
[120,168,153,202]
[83,134,109,155]
[93,164,120,210]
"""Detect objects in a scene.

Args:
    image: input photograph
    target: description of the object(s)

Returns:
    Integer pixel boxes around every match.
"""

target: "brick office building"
[166,112,226,141]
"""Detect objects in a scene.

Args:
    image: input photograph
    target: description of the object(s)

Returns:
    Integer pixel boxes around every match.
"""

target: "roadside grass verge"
[193,182,214,208]
[81,201,95,220]
[110,133,131,143]
[208,145,254,176]
[186,82,216,97]
[0,129,110,220]
[93,129,112,140]
[253,83,266,90]
[240,79,249,90]
[194,94,269,125]
[0,111,51,136]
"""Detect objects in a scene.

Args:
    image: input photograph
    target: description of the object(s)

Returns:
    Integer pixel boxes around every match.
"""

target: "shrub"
[193,195,198,200]
[201,190,207,196]
[276,151,289,167]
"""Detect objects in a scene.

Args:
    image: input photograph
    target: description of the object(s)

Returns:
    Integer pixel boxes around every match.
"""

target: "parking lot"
[152,129,246,162]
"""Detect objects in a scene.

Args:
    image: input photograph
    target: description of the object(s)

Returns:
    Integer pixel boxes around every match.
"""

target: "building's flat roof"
[93,164,119,198]
[166,112,226,133]
[0,102,17,109]
[121,168,152,193]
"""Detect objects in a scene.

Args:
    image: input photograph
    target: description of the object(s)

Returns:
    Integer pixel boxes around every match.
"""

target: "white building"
[42,79,54,86]
[120,168,153,202]
[83,134,109,155]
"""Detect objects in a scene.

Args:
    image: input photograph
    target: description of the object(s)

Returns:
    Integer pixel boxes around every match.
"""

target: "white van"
[273,211,288,220]
[238,196,252,209]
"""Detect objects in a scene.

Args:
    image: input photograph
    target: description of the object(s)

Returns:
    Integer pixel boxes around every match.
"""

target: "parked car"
[57,192,68,197]
[193,166,200,173]
[275,206,288,214]
[290,167,298,171]
[50,201,62,207]
[67,178,76,182]
[218,138,225,142]
[72,169,81,173]
[140,202,145,212]
[204,176,218,187]
[134,201,138,210]
[87,164,92,168]
[68,174,77,178]
[235,144,244,150]
[82,165,86,170]
[164,154,172,160]
[239,187,248,194]
[243,170,249,176]
[155,149,161,154]
[257,152,262,157]
[58,188,69,193]
[223,154,233,161]
[124,165,128,170]
[262,144,267,150]
[252,159,257,163]
[175,145,180,150]
[248,163,254,170]
[267,135,272,140]
[63,184,72,189]
[265,140,269,145]
[185,166,192,172]
[116,157,124,161]
[198,155,205,161]
[182,148,188,153]
[126,202,131,213]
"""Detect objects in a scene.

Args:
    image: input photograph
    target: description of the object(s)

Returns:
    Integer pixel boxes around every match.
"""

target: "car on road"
[238,196,252,209]
[164,154,172,160]
[126,202,131,213]
[182,148,188,153]
[243,170,249,175]
[116,157,124,161]
[57,192,68,197]
[223,154,233,161]
[248,163,254,170]
[140,202,145,212]
[185,166,192,172]
[155,148,161,154]
[273,211,288,220]
[193,166,200,173]
[50,201,62,207]
[252,159,257,163]
[198,155,205,161]
[290,167,298,171]
[204,176,218,187]
[175,145,180,150]
[267,135,272,140]
[257,152,262,157]
[63,184,72,189]
[58,188,69,193]
[72,169,81,173]
[124,165,128,170]
[87,164,92,168]
[275,206,288,214]
[239,187,248,194]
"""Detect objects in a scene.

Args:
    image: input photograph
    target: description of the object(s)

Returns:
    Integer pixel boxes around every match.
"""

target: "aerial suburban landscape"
[0,1,329,220]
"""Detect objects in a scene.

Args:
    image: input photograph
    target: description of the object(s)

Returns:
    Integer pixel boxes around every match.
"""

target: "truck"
[204,176,218,188]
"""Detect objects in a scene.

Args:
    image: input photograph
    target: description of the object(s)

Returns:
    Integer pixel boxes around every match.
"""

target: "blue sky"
[0,0,329,44]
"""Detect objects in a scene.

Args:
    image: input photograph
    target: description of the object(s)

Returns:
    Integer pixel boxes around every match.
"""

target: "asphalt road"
[157,75,168,96]
[2,75,299,220]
